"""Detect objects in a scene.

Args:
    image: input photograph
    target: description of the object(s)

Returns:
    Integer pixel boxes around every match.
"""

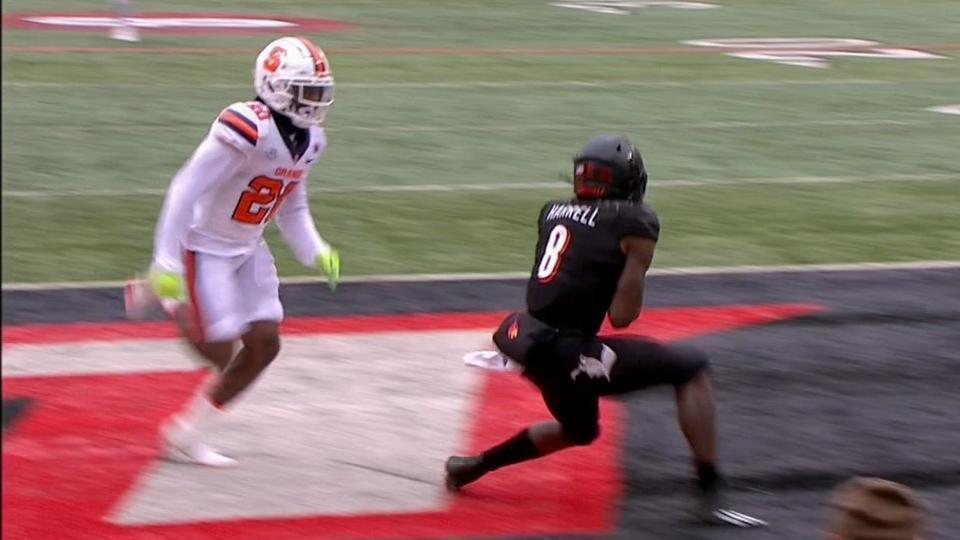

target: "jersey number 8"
[536,224,571,282]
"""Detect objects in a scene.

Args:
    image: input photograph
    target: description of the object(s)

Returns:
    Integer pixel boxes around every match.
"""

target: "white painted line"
[1,182,564,199]
[7,116,935,135]
[685,38,880,50]
[658,172,957,187]
[4,261,959,291]
[3,173,955,199]
[928,105,960,116]
[646,260,960,275]
[552,1,719,14]
[4,78,960,90]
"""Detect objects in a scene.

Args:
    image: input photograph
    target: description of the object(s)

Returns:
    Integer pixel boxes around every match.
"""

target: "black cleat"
[695,488,767,528]
[444,456,488,490]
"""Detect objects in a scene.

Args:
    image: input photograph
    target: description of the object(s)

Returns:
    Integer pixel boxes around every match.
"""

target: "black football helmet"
[573,135,648,201]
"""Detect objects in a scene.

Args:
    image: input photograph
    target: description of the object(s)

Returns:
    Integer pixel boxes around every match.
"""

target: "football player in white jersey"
[126,36,341,466]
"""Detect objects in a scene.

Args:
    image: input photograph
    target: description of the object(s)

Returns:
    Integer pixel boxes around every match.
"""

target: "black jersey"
[525,199,660,336]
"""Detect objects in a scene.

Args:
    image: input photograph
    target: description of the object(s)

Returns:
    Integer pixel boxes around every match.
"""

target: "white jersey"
[153,101,331,274]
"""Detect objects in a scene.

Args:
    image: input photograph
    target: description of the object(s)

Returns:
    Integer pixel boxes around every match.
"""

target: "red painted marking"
[2,12,353,35]
[2,371,619,540]
[2,371,208,540]
[2,304,821,346]
[2,304,822,538]
[4,44,960,57]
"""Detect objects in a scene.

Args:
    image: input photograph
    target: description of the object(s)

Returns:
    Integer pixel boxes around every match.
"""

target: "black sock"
[696,461,721,493]
[481,429,542,471]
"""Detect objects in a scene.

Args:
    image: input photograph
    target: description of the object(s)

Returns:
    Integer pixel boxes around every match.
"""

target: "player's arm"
[275,185,329,266]
[152,136,244,273]
[275,186,340,289]
[607,236,657,329]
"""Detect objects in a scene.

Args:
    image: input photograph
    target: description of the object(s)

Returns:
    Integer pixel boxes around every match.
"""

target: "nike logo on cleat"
[710,509,768,528]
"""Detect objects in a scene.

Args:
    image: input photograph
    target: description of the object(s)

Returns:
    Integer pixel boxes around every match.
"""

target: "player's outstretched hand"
[317,249,341,292]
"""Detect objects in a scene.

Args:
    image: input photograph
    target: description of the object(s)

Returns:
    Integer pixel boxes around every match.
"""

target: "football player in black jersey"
[444,135,765,527]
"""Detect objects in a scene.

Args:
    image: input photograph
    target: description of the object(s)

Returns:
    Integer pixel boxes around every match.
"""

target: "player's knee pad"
[562,421,600,446]
[672,345,710,386]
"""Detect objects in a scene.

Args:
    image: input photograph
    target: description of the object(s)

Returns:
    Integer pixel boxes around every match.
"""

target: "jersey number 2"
[536,224,571,282]
[232,176,298,225]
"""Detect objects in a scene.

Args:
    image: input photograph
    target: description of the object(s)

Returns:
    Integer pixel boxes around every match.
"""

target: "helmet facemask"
[573,160,617,200]
[264,76,335,128]
[573,137,648,202]
[625,146,648,201]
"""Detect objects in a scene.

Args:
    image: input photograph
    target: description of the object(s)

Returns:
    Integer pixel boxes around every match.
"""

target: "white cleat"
[161,418,237,468]
[125,276,180,320]
[110,23,141,43]
[124,276,159,320]
[158,298,181,319]
[463,350,522,372]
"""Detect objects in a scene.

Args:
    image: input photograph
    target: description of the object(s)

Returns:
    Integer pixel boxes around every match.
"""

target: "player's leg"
[176,249,240,372]
[446,334,600,489]
[124,279,234,371]
[172,306,234,372]
[600,337,765,526]
[446,407,597,490]
[600,338,715,472]
[162,250,246,467]
[676,369,718,483]
[208,242,284,406]
[164,246,283,466]
[210,321,281,405]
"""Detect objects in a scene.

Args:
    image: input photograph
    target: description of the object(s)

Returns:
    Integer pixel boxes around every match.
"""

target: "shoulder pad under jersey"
[537,201,556,233]
[211,102,267,151]
[305,126,329,162]
[615,201,660,241]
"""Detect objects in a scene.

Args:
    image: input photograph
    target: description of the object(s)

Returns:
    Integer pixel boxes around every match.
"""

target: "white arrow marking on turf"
[928,105,960,116]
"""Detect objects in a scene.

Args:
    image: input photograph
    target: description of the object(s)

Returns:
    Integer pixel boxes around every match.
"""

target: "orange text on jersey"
[274,167,305,180]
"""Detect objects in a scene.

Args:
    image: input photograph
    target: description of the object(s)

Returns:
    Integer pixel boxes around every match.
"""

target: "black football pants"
[493,311,708,444]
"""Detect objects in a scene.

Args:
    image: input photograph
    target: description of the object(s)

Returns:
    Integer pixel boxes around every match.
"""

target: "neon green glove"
[148,269,185,301]
[316,248,341,292]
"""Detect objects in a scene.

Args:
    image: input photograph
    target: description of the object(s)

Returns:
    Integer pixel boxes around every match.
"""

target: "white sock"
[178,385,224,434]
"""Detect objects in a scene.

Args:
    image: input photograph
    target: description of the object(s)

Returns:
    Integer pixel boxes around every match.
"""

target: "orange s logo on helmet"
[264,46,286,73]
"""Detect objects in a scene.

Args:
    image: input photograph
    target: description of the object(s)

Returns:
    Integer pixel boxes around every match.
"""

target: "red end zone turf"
[3,304,820,539]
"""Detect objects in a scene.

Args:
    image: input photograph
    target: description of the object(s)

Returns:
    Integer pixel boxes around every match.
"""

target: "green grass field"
[2,0,959,283]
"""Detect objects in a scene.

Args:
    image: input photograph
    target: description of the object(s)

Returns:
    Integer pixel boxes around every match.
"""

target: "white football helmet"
[254,36,335,128]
